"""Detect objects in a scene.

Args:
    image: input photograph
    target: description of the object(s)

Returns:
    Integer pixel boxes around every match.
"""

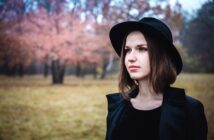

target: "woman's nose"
[128,50,137,62]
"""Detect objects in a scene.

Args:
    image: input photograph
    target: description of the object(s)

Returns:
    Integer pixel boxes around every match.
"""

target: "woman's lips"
[128,66,141,71]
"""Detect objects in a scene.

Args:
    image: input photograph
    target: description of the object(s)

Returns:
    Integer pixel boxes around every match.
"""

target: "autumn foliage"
[0,0,184,83]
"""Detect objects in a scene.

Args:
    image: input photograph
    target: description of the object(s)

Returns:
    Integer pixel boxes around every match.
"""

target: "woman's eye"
[124,48,131,53]
[138,47,148,51]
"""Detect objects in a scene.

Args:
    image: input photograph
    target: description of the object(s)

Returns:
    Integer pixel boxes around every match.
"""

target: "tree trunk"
[100,62,108,79]
[11,66,17,76]
[76,63,81,77]
[93,64,97,79]
[100,54,113,79]
[75,63,85,78]
[18,64,24,77]
[44,63,49,78]
[51,59,66,84]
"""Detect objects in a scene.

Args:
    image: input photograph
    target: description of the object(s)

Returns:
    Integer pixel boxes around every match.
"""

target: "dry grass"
[0,73,213,140]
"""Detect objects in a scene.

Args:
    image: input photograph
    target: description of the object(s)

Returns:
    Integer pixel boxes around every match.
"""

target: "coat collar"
[160,87,187,140]
[163,87,186,106]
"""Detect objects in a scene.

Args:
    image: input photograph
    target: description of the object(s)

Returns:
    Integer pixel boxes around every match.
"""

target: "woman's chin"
[129,74,149,81]
[130,75,144,80]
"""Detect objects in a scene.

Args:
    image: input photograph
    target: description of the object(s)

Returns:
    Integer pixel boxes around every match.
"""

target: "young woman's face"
[124,31,151,80]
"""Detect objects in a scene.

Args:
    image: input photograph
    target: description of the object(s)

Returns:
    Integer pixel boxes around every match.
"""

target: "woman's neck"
[131,79,163,110]
[137,79,162,100]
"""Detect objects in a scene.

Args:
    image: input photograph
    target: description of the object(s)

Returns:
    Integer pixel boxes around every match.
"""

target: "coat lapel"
[159,87,188,140]
[106,93,127,140]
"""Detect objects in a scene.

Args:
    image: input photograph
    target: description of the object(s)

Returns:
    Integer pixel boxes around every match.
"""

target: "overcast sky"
[170,0,209,12]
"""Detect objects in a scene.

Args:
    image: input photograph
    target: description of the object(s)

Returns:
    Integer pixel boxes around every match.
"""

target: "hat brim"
[109,21,183,74]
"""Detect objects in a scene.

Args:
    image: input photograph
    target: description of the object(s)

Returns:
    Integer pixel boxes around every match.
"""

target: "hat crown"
[139,17,173,43]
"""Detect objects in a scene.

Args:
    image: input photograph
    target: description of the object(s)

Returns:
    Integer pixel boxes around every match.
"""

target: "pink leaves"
[0,6,114,68]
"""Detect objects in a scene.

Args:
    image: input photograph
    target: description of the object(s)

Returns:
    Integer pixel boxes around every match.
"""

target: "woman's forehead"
[125,31,147,46]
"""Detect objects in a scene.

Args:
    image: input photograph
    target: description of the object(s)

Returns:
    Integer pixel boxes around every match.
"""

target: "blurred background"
[0,0,213,140]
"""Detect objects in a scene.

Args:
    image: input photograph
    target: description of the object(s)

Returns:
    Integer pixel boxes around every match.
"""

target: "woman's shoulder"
[185,95,205,111]
[186,95,202,105]
[164,87,205,111]
[106,92,125,112]
[185,95,207,126]
[185,95,208,136]
[106,93,124,105]
[106,92,122,102]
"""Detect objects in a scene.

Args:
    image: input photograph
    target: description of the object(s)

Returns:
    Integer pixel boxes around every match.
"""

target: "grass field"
[0,73,213,140]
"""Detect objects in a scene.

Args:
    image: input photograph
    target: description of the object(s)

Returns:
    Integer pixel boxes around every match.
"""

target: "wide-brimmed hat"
[109,17,183,74]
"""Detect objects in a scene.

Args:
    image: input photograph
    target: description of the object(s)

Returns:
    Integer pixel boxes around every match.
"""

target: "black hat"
[109,17,183,74]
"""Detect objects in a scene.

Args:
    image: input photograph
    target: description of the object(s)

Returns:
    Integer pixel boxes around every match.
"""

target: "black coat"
[105,87,207,140]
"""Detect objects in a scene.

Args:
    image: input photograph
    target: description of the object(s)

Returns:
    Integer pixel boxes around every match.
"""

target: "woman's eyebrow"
[125,44,147,49]
[136,44,147,47]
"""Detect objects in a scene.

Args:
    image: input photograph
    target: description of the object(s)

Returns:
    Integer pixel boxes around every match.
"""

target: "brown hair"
[119,30,177,99]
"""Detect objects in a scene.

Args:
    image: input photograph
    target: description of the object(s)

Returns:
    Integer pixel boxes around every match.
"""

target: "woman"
[106,17,207,140]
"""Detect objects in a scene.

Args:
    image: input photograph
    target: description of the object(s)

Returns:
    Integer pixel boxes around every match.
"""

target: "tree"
[0,1,105,83]
[0,32,34,76]
[0,0,186,81]
[181,0,214,72]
